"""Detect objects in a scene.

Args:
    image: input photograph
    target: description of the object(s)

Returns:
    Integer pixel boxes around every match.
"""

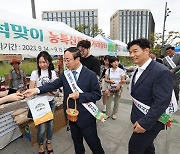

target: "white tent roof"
[94,35,129,56]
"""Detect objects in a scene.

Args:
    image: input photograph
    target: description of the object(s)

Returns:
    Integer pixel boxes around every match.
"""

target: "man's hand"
[23,88,38,98]
[133,121,146,133]
[68,92,79,100]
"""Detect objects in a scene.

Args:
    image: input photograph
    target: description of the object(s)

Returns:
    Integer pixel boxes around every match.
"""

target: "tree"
[75,24,105,37]
[150,31,180,56]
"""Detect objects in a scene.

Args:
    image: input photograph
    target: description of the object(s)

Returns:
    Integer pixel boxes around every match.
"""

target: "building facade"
[42,9,98,37]
[110,9,155,44]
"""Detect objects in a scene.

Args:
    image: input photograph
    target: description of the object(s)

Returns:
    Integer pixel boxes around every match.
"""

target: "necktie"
[72,71,78,82]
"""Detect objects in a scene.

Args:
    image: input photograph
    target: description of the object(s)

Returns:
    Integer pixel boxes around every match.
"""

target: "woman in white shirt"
[29,51,57,154]
[105,57,125,120]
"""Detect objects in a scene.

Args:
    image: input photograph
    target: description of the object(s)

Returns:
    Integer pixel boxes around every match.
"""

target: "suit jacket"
[38,66,101,128]
[163,54,180,81]
[131,60,173,131]
[155,58,163,64]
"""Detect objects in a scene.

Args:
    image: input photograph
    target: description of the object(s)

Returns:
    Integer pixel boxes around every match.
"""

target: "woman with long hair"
[29,51,57,154]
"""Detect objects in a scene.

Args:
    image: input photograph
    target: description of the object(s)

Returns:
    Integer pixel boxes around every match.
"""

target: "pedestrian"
[29,51,57,154]
[77,40,101,76]
[9,58,27,92]
[104,56,125,120]
[149,52,163,63]
[99,55,110,112]
[23,47,104,154]
[127,38,173,154]
[163,46,180,102]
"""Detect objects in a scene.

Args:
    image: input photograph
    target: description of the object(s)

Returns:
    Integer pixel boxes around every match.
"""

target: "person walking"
[9,58,27,91]
[163,46,180,102]
[24,47,104,154]
[104,56,125,120]
[29,51,57,154]
[127,38,173,154]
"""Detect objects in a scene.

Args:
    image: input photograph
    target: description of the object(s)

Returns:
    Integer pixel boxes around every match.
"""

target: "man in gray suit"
[163,46,180,102]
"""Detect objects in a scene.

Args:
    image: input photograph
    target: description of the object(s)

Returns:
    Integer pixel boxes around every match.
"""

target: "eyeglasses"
[63,58,74,62]
[79,48,87,53]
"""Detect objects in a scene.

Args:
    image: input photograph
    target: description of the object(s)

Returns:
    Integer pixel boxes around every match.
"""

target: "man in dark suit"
[163,46,180,102]
[149,52,163,63]
[24,47,104,154]
[127,39,173,154]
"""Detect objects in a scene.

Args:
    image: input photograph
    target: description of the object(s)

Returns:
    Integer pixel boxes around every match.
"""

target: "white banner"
[0,9,108,56]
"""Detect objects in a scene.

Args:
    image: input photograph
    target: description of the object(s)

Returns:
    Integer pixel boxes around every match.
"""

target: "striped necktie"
[72,71,78,82]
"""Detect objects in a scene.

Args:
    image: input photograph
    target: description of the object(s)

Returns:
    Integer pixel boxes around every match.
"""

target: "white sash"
[64,70,106,122]
[165,56,176,69]
[131,90,178,115]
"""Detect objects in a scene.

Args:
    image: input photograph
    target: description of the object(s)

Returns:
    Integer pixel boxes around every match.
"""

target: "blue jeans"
[37,99,56,145]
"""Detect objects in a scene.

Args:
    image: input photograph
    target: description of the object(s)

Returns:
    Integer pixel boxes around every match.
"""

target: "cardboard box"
[53,105,67,133]
[22,105,67,146]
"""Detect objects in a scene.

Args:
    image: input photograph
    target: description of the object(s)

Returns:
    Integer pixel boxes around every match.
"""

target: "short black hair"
[165,46,174,51]
[109,56,119,67]
[64,47,81,59]
[127,38,150,50]
[104,55,110,60]
[77,40,91,49]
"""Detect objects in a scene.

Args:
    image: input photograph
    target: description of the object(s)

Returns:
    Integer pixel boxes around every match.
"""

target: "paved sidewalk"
[1,85,180,154]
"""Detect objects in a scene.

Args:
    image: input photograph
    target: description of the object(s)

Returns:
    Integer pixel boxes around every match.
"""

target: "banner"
[0,9,108,56]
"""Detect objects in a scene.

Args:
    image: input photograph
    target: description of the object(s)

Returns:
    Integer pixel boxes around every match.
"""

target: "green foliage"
[75,24,105,37]
[150,31,180,56]
[119,56,134,66]
[0,61,37,76]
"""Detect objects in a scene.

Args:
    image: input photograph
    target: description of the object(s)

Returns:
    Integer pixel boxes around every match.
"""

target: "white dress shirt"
[134,58,152,83]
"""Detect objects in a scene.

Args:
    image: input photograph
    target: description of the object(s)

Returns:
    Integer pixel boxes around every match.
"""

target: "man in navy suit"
[24,47,104,154]
[127,39,173,154]
[163,46,180,102]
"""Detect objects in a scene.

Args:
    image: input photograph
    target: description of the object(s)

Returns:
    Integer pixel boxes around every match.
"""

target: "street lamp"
[31,0,36,19]
[161,2,171,55]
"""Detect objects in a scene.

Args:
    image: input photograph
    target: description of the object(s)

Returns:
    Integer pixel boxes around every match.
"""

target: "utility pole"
[31,0,36,19]
[161,2,171,55]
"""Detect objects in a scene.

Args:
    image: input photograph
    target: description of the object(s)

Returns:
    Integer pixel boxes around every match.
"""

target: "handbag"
[27,96,53,126]
[101,69,111,91]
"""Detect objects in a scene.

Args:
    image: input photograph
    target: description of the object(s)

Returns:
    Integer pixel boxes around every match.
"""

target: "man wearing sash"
[23,47,104,154]
[127,39,173,154]
[163,46,180,102]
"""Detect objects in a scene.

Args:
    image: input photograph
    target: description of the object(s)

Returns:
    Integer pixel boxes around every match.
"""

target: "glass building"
[110,9,155,44]
[42,9,98,37]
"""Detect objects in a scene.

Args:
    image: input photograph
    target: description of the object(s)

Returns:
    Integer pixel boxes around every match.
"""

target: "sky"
[0,0,180,37]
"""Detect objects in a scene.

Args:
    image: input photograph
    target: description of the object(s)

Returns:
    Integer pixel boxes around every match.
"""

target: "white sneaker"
[111,114,116,120]
[102,105,106,113]
[102,108,106,113]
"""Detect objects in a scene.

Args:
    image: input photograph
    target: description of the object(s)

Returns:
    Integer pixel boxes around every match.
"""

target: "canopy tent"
[113,40,129,56]
[94,34,129,56]
[0,9,109,57]
[175,46,180,53]
[94,34,117,56]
